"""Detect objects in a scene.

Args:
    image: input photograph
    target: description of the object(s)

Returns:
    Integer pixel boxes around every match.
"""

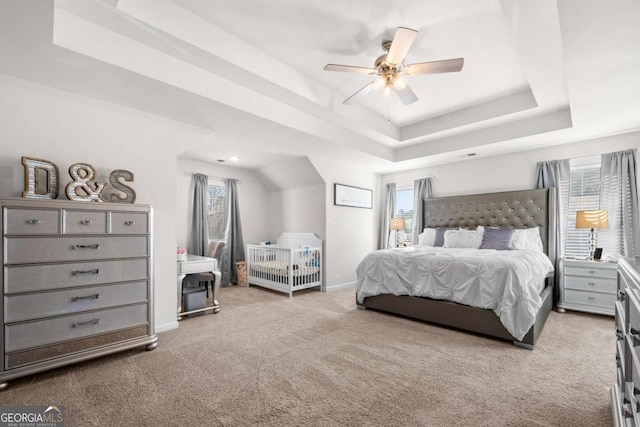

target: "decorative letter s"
[109,169,136,204]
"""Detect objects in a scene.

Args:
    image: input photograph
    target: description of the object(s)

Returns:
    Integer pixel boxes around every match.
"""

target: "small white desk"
[177,254,221,320]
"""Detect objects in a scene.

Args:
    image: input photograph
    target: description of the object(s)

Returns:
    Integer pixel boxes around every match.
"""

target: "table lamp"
[576,209,608,260]
[390,217,406,248]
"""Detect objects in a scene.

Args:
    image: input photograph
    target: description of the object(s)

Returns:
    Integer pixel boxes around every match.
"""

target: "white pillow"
[418,228,436,246]
[443,229,483,249]
[510,227,544,252]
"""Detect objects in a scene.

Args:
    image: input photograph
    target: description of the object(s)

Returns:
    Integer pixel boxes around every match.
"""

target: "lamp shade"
[390,217,406,231]
[576,210,608,229]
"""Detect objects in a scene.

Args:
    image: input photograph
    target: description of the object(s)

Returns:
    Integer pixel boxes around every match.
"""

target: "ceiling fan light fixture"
[383,84,392,97]
[373,75,387,91]
[392,75,408,90]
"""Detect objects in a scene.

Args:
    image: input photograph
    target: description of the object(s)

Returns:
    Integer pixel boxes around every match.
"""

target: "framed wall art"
[334,183,372,209]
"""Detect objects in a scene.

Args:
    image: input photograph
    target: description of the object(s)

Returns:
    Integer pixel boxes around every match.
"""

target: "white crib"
[247,233,323,298]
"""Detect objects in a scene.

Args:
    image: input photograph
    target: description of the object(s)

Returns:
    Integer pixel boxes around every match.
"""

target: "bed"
[356,188,556,349]
[247,233,322,298]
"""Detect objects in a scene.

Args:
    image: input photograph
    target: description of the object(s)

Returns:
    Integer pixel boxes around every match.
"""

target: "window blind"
[566,165,601,258]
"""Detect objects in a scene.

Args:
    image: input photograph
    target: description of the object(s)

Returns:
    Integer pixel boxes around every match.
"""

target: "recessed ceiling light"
[229,156,240,162]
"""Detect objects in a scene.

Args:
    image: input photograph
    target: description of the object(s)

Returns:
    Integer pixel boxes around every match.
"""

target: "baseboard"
[324,281,357,292]
[155,321,179,333]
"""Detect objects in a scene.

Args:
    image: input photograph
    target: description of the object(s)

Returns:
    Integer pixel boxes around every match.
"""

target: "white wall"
[380,130,640,247]
[382,131,640,197]
[176,158,271,250]
[309,158,379,290]
[0,75,213,333]
[269,184,326,242]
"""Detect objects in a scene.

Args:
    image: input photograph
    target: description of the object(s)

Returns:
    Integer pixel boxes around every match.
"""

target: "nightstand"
[557,258,617,316]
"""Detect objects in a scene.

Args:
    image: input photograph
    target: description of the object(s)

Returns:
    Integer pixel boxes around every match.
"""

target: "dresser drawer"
[565,265,617,279]
[5,281,148,322]
[5,303,149,352]
[564,275,616,293]
[5,325,149,369]
[64,210,108,234]
[111,212,148,235]
[4,236,148,264]
[629,292,640,335]
[3,208,60,235]
[564,289,617,309]
[4,258,148,293]
[617,301,627,336]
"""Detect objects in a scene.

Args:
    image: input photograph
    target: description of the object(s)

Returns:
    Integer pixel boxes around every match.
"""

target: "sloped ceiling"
[0,0,639,173]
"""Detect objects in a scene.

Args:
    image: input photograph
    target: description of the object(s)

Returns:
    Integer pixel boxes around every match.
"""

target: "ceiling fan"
[324,27,464,106]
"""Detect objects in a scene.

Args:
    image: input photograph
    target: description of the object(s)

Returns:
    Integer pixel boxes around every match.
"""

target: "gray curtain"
[190,173,209,257]
[536,159,570,303]
[379,183,396,249]
[599,149,640,258]
[410,178,433,245]
[221,179,245,285]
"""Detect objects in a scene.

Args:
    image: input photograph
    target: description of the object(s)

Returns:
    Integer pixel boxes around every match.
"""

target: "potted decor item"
[177,247,187,262]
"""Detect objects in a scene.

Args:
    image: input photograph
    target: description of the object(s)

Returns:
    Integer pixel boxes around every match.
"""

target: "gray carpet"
[0,286,614,426]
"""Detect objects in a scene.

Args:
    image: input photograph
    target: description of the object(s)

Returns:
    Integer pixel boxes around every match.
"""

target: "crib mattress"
[250,260,319,277]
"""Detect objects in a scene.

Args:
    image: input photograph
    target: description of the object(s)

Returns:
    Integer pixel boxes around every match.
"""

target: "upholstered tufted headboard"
[423,188,556,265]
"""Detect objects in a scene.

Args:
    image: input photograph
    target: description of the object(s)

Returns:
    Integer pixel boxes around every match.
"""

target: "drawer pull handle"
[588,270,597,274]
[617,331,624,340]
[72,319,100,328]
[124,220,135,226]
[80,220,92,225]
[72,269,100,276]
[26,219,41,225]
[588,282,596,286]
[631,328,640,345]
[72,244,99,250]
[588,296,596,300]
[72,293,100,302]
[619,291,626,301]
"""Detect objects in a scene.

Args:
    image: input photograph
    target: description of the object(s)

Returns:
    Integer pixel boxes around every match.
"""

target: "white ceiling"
[1,0,639,173]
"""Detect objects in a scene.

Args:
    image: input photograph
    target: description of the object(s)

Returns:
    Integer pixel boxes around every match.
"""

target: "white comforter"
[356,246,554,341]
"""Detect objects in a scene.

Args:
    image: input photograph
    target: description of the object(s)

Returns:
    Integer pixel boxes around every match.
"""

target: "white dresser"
[557,258,618,316]
[0,198,157,389]
[612,258,640,426]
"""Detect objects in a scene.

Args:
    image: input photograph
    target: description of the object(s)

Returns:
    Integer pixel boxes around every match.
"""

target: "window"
[207,179,225,239]
[395,186,414,245]
[566,162,601,258]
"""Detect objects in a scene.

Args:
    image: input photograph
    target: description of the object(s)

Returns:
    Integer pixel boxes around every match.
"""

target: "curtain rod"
[189,173,242,184]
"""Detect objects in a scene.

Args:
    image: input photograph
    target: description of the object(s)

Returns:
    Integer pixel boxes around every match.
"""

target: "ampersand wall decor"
[65,163,107,203]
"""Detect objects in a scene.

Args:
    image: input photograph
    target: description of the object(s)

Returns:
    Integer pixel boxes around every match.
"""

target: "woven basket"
[235,261,248,287]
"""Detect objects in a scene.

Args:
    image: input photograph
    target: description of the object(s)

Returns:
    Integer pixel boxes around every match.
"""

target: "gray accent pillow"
[480,227,514,250]
[434,227,456,247]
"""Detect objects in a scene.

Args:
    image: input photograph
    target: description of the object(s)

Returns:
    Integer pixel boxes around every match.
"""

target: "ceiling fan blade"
[404,58,464,75]
[324,64,377,74]
[386,27,418,65]
[343,82,375,105]
[395,84,419,106]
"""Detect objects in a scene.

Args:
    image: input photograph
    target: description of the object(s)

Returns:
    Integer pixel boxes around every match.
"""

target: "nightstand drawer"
[564,289,617,308]
[565,265,617,279]
[564,275,616,293]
